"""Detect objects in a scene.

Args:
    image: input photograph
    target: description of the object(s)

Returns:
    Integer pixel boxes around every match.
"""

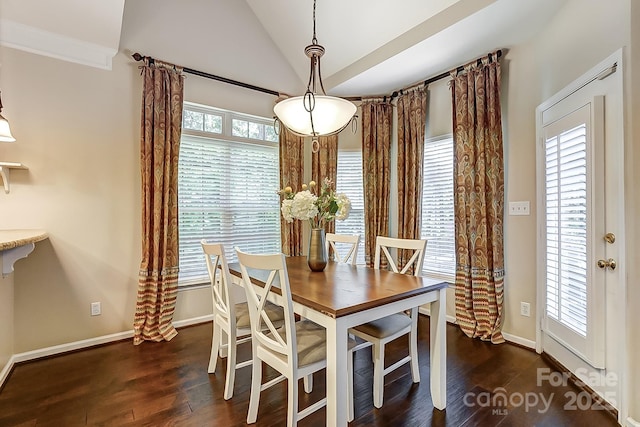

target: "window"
[335,151,366,265]
[421,135,456,280]
[178,103,281,285]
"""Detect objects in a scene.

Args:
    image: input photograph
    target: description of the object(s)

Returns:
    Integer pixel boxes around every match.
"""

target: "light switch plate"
[509,201,530,216]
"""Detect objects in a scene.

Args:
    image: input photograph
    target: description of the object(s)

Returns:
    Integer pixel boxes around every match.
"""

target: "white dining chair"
[325,232,360,265]
[349,236,427,409]
[235,247,358,426]
[201,240,284,400]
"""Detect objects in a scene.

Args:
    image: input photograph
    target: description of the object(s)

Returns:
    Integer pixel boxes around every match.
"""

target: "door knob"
[597,258,617,270]
[604,233,615,244]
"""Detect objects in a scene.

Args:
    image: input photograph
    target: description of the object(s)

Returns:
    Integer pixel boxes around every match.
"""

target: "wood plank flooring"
[0,316,619,426]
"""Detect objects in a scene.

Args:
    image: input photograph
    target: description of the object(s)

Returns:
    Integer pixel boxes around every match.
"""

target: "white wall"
[0,0,302,355]
[0,273,13,370]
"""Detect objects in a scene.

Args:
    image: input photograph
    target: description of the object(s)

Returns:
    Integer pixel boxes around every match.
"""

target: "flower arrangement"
[279,178,351,229]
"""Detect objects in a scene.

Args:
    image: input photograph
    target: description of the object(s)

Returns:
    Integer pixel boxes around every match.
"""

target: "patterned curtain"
[133,59,184,345]
[311,135,338,234]
[361,99,393,267]
[451,53,505,344]
[279,128,304,256]
[396,86,427,271]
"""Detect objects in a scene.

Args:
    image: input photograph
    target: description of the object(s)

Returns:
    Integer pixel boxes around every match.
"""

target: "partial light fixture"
[273,0,357,153]
[0,92,16,143]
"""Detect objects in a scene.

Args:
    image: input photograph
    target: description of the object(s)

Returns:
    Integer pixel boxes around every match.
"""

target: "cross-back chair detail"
[202,240,285,401]
[325,233,360,265]
[349,235,428,409]
[235,248,357,426]
[375,236,426,275]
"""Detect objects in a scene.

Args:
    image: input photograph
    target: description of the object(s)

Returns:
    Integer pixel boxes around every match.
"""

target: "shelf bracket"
[2,242,35,276]
[0,162,28,193]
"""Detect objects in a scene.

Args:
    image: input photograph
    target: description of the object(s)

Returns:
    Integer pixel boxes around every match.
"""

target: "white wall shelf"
[0,162,28,193]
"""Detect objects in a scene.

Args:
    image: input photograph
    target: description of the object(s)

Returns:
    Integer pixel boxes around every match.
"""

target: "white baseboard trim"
[0,354,18,389]
[628,417,640,427]
[0,315,214,389]
[173,314,213,328]
[502,332,536,350]
[417,307,537,350]
[418,306,457,324]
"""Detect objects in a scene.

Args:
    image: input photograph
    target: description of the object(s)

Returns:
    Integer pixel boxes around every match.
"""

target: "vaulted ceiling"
[0,0,567,97]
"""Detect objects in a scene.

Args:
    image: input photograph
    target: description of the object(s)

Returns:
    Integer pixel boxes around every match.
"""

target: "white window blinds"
[178,105,281,285]
[421,135,456,280]
[336,151,366,265]
[545,124,588,336]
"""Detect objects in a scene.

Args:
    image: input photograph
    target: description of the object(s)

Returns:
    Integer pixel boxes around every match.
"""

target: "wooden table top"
[228,256,448,319]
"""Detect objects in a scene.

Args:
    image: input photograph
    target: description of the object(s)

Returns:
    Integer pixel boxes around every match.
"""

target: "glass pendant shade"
[0,114,15,142]
[274,95,356,137]
[274,0,357,139]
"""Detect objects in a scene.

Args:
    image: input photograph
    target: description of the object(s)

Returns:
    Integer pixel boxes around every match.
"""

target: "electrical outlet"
[91,302,101,316]
[520,302,531,317]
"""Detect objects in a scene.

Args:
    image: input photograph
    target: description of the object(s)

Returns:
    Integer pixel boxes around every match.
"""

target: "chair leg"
[208,321,221,373]
[287,376,299,427]
[223,336,237,400]
[219,330,229,358]
[303,373,313,393]
[409,310,420,383]
[247,358,262,424]
[373,342,385,409]
[348,350,355,422]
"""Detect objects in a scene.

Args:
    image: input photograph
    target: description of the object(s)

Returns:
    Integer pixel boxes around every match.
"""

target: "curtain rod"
[386,49,503,100]
[132,49,502,102]
[131,52,281,97]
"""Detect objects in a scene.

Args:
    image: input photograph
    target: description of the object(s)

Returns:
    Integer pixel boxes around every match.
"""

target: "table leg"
[325,318,349,427]
[430,288,447,410]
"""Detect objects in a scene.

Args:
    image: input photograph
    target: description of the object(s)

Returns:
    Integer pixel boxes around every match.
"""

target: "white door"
[536,50,625,415]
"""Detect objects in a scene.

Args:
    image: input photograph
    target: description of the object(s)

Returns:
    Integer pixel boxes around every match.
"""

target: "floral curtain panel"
[451,53,505,344]
[279,128,305,256]
[361,99,393,267]
[397,86,428,271]
[133,59,184,345]
[311,135,338,234]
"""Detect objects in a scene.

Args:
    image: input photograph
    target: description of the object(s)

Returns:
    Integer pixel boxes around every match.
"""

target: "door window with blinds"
[335,151,366,265]
[178,103,281,286]
[421,135,456,281]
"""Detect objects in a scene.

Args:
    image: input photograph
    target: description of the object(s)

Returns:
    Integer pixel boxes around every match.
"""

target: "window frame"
[177,102,281,287]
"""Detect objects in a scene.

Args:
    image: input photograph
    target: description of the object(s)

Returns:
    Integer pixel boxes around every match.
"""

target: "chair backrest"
[235,248,297,362]
[374,236,427,276]
[201,240,237,328]
[325,233,360,265]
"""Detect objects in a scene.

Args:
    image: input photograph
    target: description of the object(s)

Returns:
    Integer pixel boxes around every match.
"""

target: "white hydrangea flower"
[291,190,319,221]
[335,192,351,220]
[281,198,294,223]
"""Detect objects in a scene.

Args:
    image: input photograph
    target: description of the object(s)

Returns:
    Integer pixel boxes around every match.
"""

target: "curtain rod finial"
[132,52,143,62]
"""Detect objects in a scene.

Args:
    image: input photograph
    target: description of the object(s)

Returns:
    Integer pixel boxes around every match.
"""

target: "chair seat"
[268,320,327,367]
[351,313,412,339]
[235,301,285,329]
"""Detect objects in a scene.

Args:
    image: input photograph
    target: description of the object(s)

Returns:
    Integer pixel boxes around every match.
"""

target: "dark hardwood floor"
[0,316,619,426]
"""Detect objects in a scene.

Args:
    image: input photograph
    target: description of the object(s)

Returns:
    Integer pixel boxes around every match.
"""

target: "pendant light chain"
[312,0,318,45]
[272,0,357,143]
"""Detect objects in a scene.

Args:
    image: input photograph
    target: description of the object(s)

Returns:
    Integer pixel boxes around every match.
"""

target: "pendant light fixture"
[0,92,16,143]
[273,0,357,152]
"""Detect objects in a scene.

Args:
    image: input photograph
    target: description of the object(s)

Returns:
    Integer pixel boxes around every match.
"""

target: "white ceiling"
[0,0,567,97]
[247,0,567,97]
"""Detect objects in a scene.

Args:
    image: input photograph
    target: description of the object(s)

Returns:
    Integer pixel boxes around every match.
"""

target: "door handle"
[597,258,617,270]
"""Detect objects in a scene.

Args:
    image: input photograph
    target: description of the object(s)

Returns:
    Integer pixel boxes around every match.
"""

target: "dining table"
[227,256,447,427]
